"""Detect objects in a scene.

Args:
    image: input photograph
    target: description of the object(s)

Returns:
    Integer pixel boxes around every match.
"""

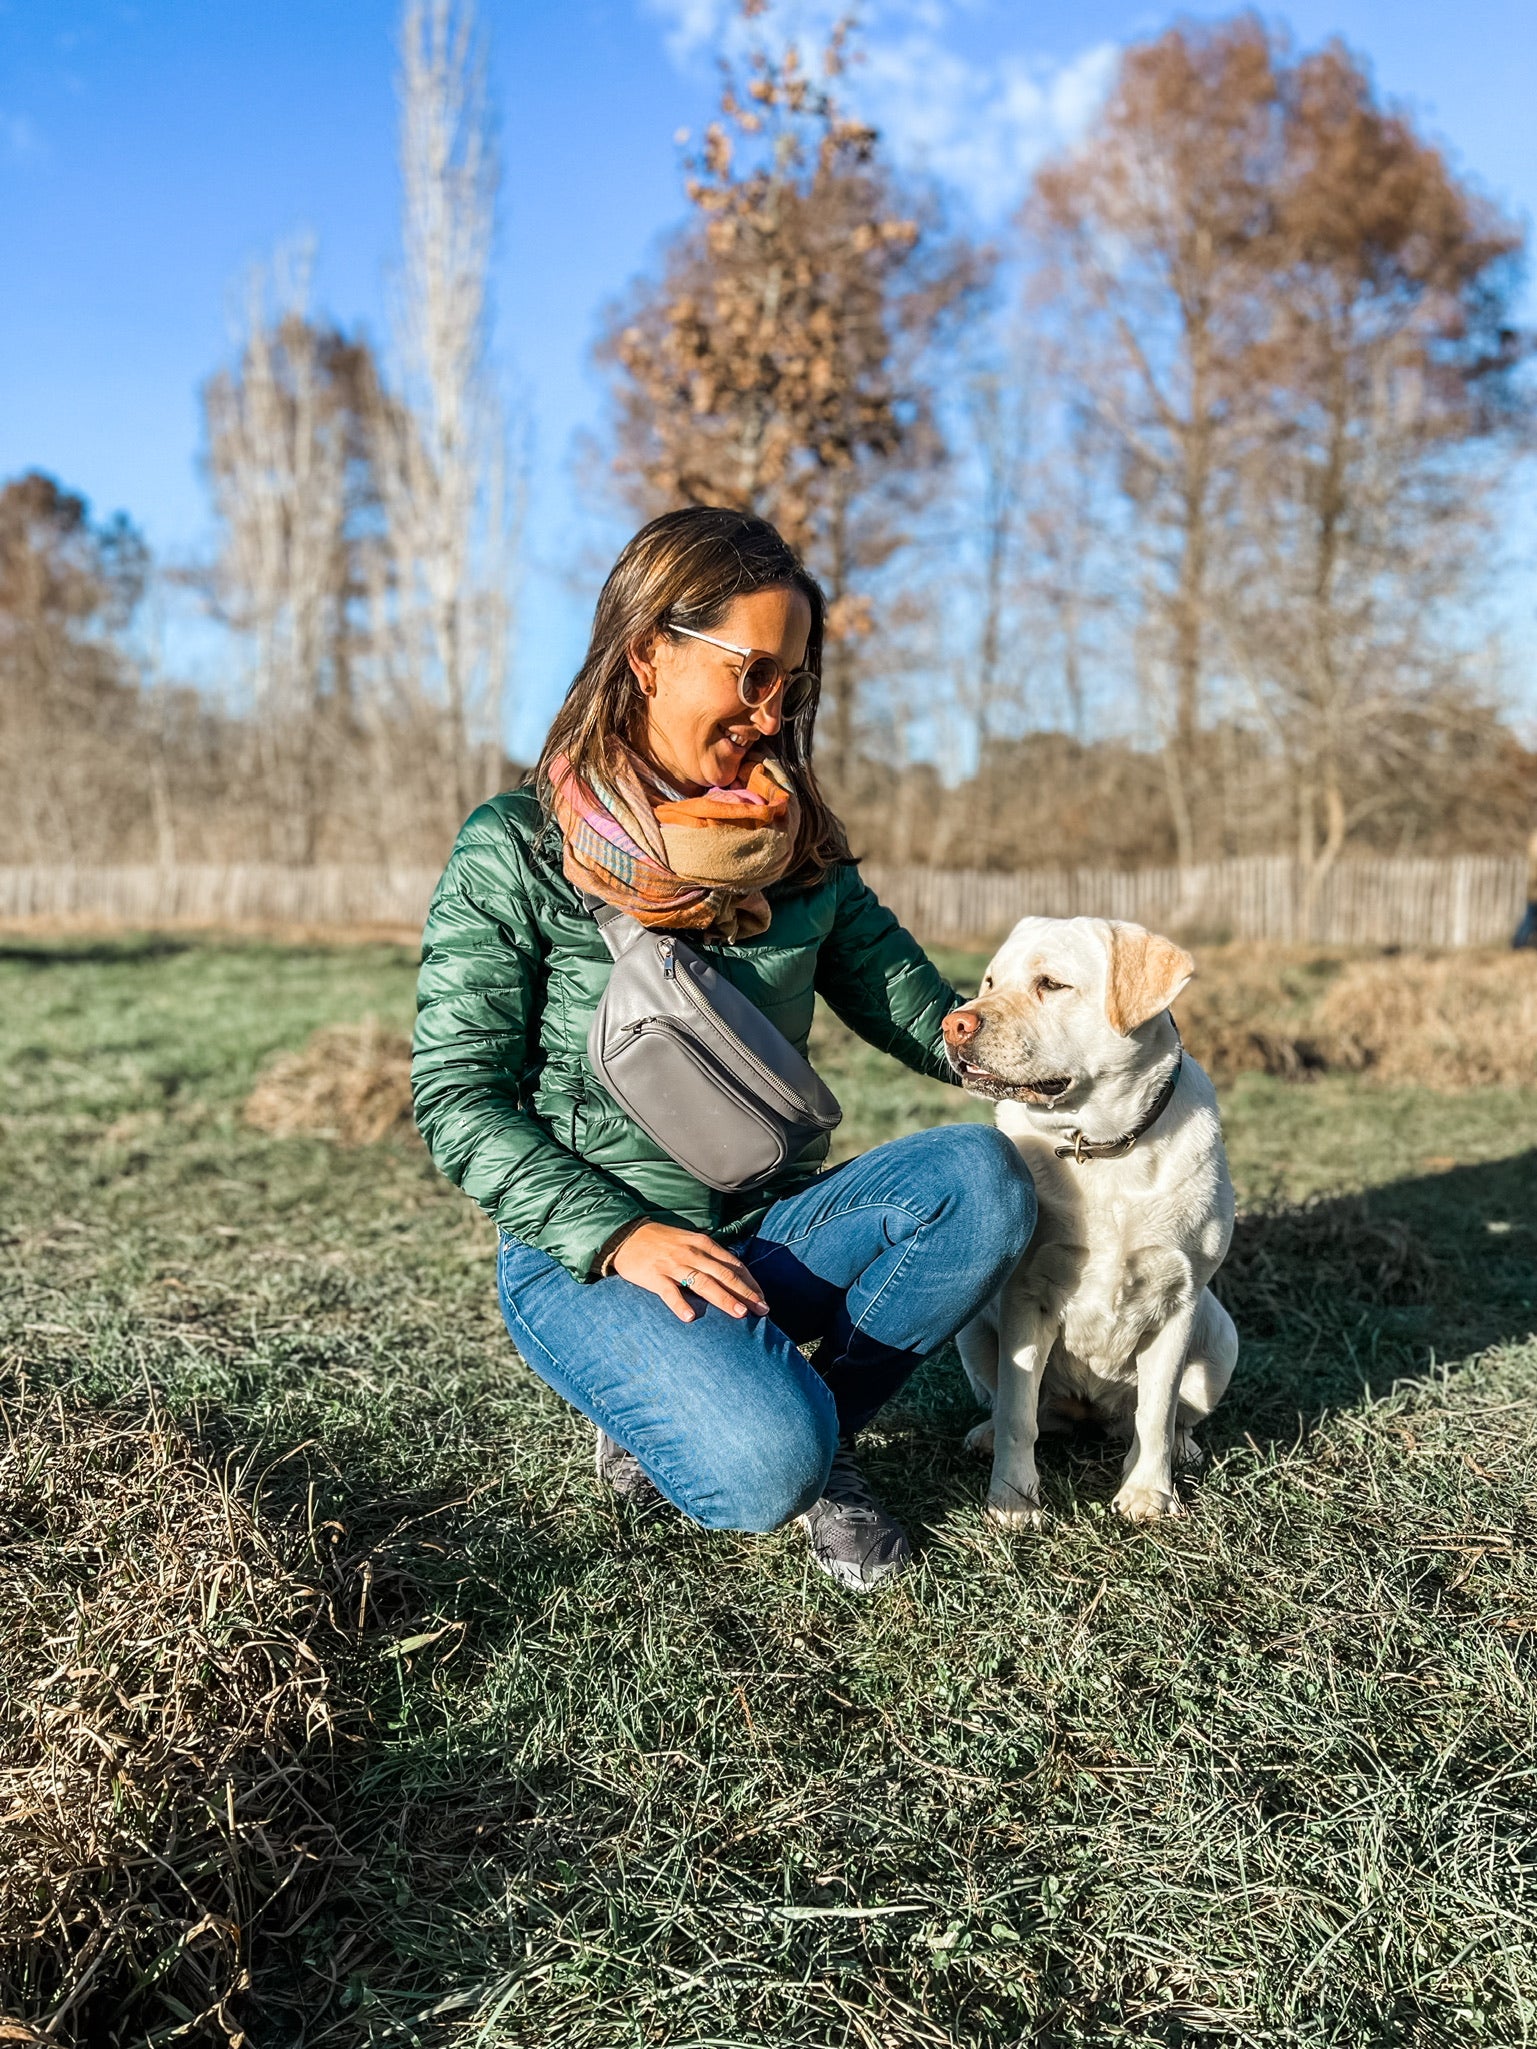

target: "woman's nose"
[750,696,782,737]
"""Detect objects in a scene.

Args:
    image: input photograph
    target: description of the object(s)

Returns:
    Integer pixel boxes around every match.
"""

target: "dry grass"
[243,1018,415,1144]
[1318,949,1537,1088]
[0,1386,434,2044]
[1179,944,1537,1090]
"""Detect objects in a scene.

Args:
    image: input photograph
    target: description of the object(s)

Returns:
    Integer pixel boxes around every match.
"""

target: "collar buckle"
[1053,1024,1183,1167]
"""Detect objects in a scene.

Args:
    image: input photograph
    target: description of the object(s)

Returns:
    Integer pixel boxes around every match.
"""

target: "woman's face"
[630,584,812,791]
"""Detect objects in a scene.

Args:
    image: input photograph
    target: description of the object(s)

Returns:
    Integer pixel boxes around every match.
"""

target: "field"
[3,934,1536,2048]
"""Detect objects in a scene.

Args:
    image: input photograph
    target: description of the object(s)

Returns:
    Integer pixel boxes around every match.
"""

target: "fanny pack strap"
[583,892,649,961]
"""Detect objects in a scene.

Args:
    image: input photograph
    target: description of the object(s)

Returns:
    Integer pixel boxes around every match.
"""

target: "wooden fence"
[0,854,1526,949]
[862,854,1529,949]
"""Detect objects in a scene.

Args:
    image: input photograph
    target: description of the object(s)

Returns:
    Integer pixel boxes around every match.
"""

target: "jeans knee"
[696,1398,836,1533]
[937,1124,1037,1252]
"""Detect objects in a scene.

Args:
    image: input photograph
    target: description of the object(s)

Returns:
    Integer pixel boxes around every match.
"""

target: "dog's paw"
[986,1486,1046,1529]
[964,1418,995,1458]
[1112,1479,1183,1523]
[1172,1427,1205,1472]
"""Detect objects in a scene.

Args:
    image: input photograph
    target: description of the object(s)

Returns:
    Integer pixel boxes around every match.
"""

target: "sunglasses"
[669,623,818,718]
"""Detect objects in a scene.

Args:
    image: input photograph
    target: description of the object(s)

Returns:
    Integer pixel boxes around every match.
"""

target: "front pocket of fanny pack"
[666,952,841,1133]
[600,1018,789,1191]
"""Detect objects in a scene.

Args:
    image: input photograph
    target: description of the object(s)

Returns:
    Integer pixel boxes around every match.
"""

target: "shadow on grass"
[867,1147,1537,1530]
[0,933,195,966]
[1213,1147,1537,1447]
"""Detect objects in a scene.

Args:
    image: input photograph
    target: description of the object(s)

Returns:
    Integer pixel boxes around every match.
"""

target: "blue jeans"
[496,1125,1037,1534]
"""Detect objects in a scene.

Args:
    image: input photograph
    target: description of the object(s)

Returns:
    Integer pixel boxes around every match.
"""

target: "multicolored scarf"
[548,745,801,943]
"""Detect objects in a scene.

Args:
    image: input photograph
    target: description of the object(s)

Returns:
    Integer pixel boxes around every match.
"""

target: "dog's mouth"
[947,1047,1074,1103]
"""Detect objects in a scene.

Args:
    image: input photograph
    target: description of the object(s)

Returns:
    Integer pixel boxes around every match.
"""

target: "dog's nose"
[943,1006,982,1048]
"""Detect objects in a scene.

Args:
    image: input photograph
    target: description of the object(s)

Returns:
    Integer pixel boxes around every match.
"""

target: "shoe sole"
[796,1513,910,1591]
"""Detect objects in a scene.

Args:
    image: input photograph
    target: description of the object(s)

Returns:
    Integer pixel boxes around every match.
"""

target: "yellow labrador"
[942,916,1237,1525]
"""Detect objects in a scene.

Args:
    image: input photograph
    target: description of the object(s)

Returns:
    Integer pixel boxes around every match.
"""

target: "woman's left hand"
[610,1220,770,1323]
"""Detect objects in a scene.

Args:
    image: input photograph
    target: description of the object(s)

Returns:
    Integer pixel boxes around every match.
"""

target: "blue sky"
[2,0,1533,755]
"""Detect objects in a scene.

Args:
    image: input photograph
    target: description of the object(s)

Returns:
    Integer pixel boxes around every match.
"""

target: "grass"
[1,932,1535,2046]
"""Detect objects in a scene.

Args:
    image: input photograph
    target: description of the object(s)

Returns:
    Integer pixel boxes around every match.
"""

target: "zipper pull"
[658,937,676,979]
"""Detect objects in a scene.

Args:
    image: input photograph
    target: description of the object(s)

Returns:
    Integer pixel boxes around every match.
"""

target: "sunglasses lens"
[784,670,816,717]
[740,656,783,704]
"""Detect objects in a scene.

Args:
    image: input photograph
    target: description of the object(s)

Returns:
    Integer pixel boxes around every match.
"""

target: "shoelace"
[821,1445,882,1523]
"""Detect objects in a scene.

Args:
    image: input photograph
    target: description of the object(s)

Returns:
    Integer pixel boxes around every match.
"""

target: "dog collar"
[1054,1024,1183,1165]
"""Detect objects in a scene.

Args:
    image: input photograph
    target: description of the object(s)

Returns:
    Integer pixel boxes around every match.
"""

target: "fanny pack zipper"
[617,1017,786,1155]
[654,937,828,1124]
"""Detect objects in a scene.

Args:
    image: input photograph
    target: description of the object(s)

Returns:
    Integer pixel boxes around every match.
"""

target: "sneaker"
[797,1443,912,1591]
[595,1427,662,1504]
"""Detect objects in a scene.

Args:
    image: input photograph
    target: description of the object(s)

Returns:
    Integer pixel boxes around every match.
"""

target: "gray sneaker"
[595,1427,662,1504]
[797,1443,912,1591]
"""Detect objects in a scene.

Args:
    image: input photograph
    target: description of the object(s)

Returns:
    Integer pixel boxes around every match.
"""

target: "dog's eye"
[1035,976,1069,996]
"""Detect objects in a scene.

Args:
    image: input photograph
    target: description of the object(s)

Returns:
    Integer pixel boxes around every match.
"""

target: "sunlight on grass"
[2,935,1535,2045]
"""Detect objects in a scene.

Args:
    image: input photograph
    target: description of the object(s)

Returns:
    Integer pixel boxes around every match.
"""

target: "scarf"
[548,745,801,943]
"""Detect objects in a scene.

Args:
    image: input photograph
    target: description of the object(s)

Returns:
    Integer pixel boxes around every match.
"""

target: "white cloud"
[641,0,1117,216]
[1,111,43,164]
[863,33,1117,214]
[648,0,735,66]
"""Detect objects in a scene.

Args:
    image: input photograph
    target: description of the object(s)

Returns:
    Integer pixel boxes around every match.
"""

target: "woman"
[412,507,1037,1591]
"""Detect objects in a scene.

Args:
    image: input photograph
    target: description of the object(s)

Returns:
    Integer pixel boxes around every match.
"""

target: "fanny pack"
[584,898,842,1193]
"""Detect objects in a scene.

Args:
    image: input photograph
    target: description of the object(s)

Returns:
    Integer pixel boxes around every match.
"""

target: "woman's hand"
[610,1221,769,1324]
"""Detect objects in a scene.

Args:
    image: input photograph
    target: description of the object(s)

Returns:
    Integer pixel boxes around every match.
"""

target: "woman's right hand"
[610,1221,770,1324]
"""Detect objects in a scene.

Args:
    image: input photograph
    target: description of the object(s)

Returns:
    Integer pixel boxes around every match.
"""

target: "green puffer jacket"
[412,787,963,1281]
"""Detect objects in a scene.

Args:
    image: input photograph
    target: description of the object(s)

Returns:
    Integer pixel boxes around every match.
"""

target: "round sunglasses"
[668,623,818,718]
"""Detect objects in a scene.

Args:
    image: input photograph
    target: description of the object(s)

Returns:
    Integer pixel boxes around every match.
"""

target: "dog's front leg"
[1113,1299,1200,1522]
[987,1292,1056,1528]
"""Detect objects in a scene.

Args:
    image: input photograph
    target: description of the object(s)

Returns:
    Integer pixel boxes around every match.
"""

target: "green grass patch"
[2,935,1535,2046]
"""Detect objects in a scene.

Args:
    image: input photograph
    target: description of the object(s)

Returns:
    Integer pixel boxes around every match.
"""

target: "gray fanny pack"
[584,898,842,1193]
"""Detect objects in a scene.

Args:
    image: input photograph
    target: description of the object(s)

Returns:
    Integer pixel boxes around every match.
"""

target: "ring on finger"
[678,1269,699,1293]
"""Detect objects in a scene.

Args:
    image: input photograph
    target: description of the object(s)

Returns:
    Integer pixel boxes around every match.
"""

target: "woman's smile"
[635,585,808,792]
[709,720,759,777]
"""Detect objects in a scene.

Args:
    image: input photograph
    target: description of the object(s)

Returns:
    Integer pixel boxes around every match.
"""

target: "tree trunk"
[1162,738,1196,871]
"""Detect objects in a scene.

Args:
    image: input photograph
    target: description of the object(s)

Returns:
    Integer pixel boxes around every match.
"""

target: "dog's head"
[941,916,1194,1106]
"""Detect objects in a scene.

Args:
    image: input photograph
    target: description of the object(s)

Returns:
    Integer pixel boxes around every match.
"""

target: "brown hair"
[536,507,850,884]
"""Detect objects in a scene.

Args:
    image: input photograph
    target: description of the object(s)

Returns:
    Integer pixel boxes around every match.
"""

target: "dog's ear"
[1103,923,1194,1036]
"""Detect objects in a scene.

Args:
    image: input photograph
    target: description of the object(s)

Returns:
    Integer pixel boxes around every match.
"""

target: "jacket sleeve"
[411,808,652,1282]
[814,863,963,1086]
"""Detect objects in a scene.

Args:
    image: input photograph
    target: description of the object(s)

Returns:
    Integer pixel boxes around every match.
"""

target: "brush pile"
[1178,946,1537,1089]
[0,1387,378,2043]
[243,1017,415,1144]
[1316,950,1537,1088]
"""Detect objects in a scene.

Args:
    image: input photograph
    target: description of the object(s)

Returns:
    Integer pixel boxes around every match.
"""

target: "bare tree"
[0,473,148,861]
[202,248,374,860]
[1026,19,1286,862]
[1023,398,1114,747]
[964,362,1033,759]
[374,0,517,841]
[596,7,982,789]
[1221,39,1526,918]
[918,350,1034,867]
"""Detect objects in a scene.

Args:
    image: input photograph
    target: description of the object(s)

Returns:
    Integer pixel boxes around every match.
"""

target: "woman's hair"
[537,506,850,883]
